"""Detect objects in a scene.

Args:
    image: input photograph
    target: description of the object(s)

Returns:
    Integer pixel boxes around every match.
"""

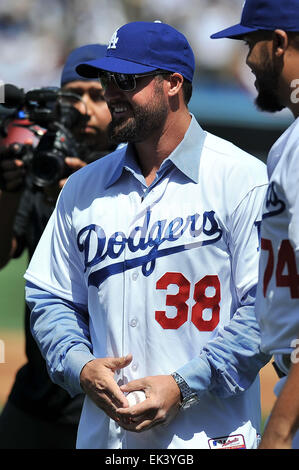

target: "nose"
[103,80,123,101]
[74,97,89,116]
[245,48,254,70]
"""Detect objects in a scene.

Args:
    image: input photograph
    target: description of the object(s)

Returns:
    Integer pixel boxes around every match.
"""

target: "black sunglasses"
[98,71,170,92]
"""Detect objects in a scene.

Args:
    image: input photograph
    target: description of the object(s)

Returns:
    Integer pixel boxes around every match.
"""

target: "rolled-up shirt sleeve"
[24,176,94,396]
[177,288,270,399]
[26,281,95,397]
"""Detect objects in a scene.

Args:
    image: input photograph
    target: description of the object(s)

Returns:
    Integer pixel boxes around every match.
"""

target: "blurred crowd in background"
[0,0,256,95]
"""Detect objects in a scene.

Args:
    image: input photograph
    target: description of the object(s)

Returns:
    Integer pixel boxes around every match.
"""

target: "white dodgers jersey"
[25,117,268,449]
[255,117,299,366]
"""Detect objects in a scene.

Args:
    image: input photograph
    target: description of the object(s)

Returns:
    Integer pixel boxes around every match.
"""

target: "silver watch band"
[171,372,199,409]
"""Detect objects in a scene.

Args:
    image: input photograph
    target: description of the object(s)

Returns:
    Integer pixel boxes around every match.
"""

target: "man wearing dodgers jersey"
[24,21,270,449]
[212,0,299,449]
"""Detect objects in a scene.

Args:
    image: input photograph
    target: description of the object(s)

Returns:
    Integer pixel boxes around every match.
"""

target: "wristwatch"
[171,372,199,409]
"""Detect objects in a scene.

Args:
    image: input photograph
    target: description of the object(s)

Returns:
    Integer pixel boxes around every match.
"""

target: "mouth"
[77,125,97,135]
[109,102,131,120]
[84,125,97,133]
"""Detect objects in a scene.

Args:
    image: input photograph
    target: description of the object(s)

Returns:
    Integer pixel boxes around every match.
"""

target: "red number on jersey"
[192,275,220,331]
[261,238,299,298]
[276,240,299,298]
[155,272,190,329]
[155,273,221,331]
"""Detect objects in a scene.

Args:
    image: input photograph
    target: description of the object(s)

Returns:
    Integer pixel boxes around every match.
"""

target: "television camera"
[0,84,90,189]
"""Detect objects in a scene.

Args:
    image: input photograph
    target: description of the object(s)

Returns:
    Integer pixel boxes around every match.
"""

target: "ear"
[273,29,289,57]
[167,73,184,97]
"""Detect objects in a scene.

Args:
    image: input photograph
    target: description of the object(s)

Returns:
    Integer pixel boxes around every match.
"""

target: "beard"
[108,82,168,144]
[254,54,284,113]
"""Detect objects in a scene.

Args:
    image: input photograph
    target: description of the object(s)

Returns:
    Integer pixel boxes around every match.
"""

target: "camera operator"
[0,43,115,449]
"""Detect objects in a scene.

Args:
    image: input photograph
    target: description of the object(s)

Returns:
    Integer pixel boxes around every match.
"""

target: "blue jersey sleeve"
[177,287,270,399]
[26,281,95,397]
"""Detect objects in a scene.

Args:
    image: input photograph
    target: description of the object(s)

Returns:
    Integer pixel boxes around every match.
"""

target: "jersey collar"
[167,114,206,184]
[105,114,206,188]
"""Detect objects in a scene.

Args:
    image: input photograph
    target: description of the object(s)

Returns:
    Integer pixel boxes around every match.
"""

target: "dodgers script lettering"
[77,209,222,288]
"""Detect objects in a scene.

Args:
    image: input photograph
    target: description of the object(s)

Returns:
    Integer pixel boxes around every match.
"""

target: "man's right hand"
[0,145,26,192]
[79,355,133,422]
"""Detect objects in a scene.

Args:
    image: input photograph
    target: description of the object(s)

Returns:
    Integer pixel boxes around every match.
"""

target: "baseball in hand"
[126,390,146,407]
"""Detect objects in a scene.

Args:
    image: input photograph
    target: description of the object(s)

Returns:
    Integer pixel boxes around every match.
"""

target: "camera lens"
[30,152,64,188]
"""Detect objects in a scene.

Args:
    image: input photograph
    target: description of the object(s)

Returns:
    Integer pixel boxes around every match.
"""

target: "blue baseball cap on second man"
[211,0,299,39]
[76,21,195,83]
[61,44,108,86]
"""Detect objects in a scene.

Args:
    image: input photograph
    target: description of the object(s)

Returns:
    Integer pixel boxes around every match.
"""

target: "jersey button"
[132,362,139,371]
[132,272,139,281]
[130,318,138,327]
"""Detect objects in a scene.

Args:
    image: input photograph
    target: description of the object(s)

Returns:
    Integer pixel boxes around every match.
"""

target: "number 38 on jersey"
[155,272,221,331]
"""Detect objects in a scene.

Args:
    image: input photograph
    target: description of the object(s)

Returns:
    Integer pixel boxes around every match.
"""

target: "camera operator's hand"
[0,145,26,192]
[59,157,87,189]
[43,156,87,204]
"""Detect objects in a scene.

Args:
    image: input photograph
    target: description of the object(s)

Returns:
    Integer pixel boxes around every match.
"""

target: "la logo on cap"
[108,29,119,49]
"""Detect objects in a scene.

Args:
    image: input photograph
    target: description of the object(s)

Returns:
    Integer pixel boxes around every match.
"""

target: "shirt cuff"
[176,355,212,398]
[64,346,96,396]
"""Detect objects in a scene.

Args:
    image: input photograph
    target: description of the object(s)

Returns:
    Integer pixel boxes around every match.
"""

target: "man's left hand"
[116,375,181,432]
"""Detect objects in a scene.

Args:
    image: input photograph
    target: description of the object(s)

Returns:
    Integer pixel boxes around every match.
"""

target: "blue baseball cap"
[211,0,299,39]
[61,44,108,86]
[76,21,195,83]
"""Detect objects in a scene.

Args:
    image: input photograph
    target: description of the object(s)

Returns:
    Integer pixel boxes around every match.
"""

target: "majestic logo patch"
[208,434,246,449]
[77,209,222,288]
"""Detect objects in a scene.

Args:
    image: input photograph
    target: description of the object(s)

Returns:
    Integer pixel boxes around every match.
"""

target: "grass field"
[0,253,29,410]
[0,251,28,331]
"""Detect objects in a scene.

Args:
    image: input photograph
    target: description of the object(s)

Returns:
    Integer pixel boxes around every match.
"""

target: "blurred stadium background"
[0,0,289,430]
